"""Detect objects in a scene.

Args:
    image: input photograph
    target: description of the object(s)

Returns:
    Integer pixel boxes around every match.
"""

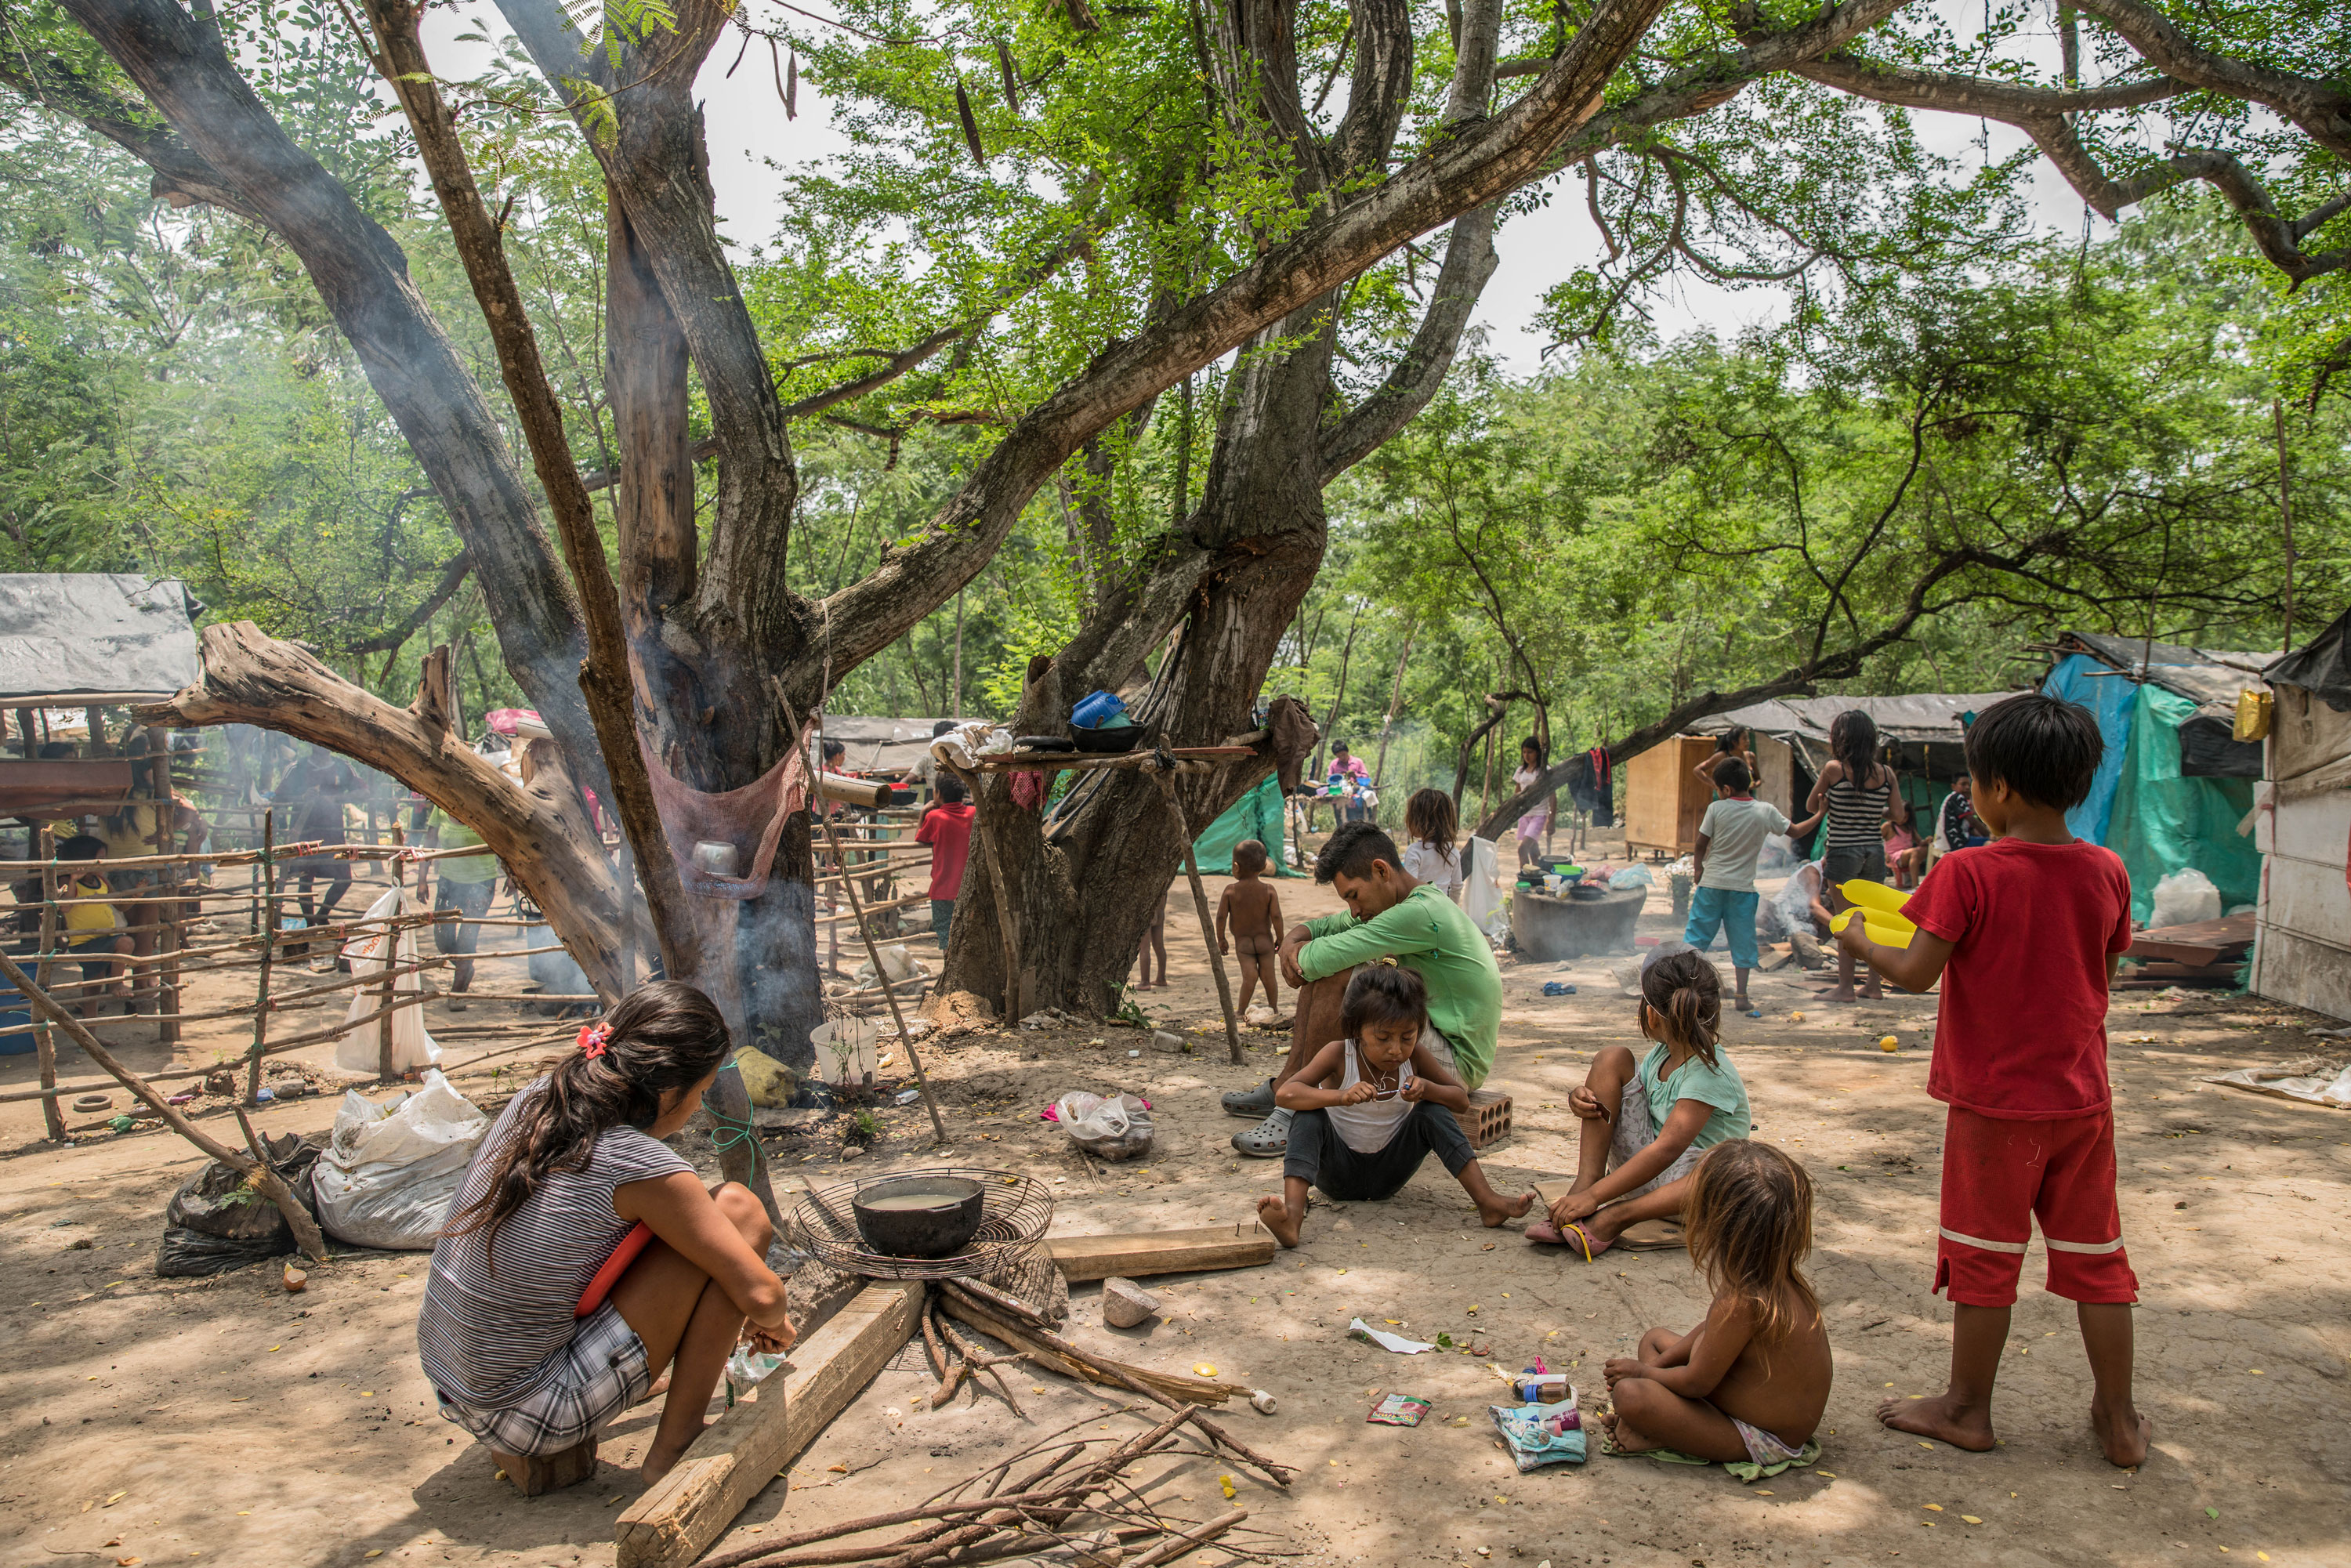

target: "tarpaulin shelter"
[0,574,203,817]
[2041,632,2273,923]
[1190,775,1292,876]
[2249,610,2351,1020]
[821,716,956,776]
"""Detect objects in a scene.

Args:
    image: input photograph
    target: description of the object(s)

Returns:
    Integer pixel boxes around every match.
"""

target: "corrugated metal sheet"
[821,715,956,775]
[0,574,202,701]
[2062,631,2273,711]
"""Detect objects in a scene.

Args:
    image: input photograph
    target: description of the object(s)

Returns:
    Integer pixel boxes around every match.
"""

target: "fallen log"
[1045,1222,1276,1282]
[614,1280,924,1568]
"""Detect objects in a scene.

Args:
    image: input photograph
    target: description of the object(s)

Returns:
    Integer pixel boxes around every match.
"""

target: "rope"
[708,1104,763,1157]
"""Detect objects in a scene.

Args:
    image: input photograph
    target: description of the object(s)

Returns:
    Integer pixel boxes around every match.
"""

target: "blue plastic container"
[1071,690,1126,729]
[0,980,35,1056]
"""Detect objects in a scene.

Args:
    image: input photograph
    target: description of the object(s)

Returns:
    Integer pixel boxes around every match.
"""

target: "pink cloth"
[636,729,811,901]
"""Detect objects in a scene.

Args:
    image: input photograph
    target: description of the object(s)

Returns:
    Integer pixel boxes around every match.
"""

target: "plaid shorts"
[435,1302,651,1455]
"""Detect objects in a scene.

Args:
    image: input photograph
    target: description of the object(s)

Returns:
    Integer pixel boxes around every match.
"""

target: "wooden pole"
[815,802,950,1147]
[1371,627,1415,788]
[376,947,397,1085]
[246,809,275,1103]
[31,825,64,1143]
[1154,774,1242,1064]
[149,726,181,1045]
[0,945,327,1260]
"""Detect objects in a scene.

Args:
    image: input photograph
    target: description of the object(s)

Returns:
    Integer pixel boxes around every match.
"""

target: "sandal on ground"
[1222,1077,1279,1117]
[1231,1107,1293,1157]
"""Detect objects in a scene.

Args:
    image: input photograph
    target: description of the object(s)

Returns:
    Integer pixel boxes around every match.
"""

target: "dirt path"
[3,867,2347,1567]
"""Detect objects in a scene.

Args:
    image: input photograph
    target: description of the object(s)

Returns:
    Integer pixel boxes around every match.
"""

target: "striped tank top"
[1823,772,1892,851]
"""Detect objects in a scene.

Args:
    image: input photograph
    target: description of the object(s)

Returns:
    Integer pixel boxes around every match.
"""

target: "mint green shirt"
[1637,1041,1750,1150]
[1297,883,1502,1089]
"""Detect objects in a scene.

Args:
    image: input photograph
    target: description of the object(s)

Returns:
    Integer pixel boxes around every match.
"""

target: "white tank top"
[1327,1040,1415,1153]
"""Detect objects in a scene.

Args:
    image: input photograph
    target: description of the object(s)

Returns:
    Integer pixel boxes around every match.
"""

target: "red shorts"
[1935,1106,2136,1307]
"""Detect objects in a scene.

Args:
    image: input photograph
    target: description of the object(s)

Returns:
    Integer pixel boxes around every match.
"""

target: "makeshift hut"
[1677,692,2018,855]
[822,715,957,777]
[2250,613,2351,1020]
[2041,632,2272,923]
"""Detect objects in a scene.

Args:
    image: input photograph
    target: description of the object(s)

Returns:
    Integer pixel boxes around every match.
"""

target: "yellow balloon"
[1838,878,1913,917]
[1829,908,1916,948]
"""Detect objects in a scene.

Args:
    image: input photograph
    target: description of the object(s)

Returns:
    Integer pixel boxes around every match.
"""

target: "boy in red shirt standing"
[1835,693,2147,1468]
[915,774,978,951]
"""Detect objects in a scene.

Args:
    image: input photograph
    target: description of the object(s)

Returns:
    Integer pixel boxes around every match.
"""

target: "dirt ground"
[4,855,2349,1568]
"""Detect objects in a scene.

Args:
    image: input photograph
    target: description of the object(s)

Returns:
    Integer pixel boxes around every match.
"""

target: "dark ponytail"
[1639,948,1722,1068]
[444,980,731,1257]
[1830,709,1879,790]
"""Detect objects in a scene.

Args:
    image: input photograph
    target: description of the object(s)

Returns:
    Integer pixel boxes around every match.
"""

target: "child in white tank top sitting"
[1255,965,1534,1248]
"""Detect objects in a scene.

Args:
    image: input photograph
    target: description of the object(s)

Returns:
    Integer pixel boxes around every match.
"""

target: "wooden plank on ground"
[614,1280,925,1568]
[1045,1222,1276,1282]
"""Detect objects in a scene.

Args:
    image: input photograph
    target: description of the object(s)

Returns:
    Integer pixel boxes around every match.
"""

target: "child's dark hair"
[1520,733,1546,769]
[1828,709,1878,785]
[1342,963,1427,1039]
[934,773,967,805]
[1712,755,1752,792]
[1315,821,1402,884]
[1233,838,1268,875]
[444,980,730,1261]
[56,835,107,863]
[1683,1139,1819,1347]
[1404,788,1458,865]
[1639,948,1721,1066]
[1965,692,2103,809]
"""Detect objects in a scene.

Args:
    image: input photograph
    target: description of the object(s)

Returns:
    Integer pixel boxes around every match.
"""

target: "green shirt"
[1297,883,1502,1089]
[429,809,497,885]
[1637,1040,1750,1151]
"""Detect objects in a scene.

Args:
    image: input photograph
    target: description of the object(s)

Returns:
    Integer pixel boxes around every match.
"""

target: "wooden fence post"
[31,825,64,1143]
[246,809,275,1103]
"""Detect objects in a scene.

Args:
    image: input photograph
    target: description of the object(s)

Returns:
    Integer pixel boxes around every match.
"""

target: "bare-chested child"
[1215,839,1284,1015]
[1255,965,1532,1247]
[1597,1139,1832,1467]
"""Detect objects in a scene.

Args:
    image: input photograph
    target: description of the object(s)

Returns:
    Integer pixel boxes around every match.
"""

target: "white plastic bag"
[333,885,440,1075]
[310,1074,487,1248]
[311,1070,487,1249]
[1054,1091,1154,1161]
[2149,868,2221,930]
[1462,836,1509,943]
[1608,865,1655,891]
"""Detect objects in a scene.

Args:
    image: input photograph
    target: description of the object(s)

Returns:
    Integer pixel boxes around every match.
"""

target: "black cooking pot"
[850,1175,987,1258]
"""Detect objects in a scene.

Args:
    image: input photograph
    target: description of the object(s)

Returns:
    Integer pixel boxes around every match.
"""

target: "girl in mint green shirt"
[1527,949,1750,1259]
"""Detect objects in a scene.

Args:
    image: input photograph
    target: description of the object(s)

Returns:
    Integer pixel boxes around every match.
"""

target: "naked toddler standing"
[1216,839,1284,1016]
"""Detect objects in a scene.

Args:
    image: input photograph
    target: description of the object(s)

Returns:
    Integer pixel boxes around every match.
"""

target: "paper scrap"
[1349,1318,1435,1353]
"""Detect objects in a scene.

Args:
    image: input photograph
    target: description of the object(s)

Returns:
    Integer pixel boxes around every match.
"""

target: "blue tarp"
[2043,654,2139,844]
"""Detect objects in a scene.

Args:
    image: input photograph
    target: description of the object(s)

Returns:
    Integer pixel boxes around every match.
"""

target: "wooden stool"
[491,1438,600,1496]
[1463,1088,1512,1151]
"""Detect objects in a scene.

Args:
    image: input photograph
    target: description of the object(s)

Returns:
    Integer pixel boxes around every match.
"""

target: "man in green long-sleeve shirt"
[1224,822,1503,1157]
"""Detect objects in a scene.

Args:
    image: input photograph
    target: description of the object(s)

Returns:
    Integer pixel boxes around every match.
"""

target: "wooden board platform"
[614,1280,925,1568]
[1045,1222,1277,1282]
[2126,913,2255,968]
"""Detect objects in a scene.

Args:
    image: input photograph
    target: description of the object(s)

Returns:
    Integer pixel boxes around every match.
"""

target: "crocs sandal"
[1231,1106,1293,1157]
[1222,1077,1279,1118]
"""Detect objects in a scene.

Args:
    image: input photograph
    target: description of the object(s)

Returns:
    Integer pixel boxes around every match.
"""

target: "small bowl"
[1070,723,1143,755]
[851,1175,987,1258]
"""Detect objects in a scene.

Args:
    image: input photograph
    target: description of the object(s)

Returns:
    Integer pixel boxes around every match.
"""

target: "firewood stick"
[1124,1508,1248,1568]
[0,947,324,1260]
[231,1104,330,1262]
[697,1483,1121,1568]
[918,1298,950,1382]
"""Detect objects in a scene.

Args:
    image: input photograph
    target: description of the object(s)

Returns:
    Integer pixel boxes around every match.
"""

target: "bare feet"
[1255,1193,1303,1248]
[1824,984,1857,1004]
[640,1432,699,1486]
[1476,1189,1536,1228]
[1597,1408,1663,1454]
[2091,1393,2152,1468]
[1877,1391,1996,1452]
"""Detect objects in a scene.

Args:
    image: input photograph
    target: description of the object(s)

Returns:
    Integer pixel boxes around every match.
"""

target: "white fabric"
[1461,836,1508,941]
[1400,839,1463,900]
[333,885,440,1074]
[926,721,1014,772]
[1762,862,1825,944]
[1696,798,1791,893]
[1326,1039,1416,1154]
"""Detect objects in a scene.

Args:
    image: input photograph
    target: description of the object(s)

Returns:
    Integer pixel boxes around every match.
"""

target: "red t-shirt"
[1902,837,2132,1120]
[915,802,977,901]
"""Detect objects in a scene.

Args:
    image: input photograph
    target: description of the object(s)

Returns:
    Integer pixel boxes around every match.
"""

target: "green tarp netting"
[1190,775,1292,875]
[2106,682,2259,923]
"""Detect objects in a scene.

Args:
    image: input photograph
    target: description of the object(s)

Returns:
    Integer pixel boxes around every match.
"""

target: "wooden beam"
[1045,1222,1276,1282]
[614,1280,925,1568]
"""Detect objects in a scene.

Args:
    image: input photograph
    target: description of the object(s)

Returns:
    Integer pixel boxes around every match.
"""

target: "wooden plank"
[614,1280,925,1568]
[1045,1222,1276,1283]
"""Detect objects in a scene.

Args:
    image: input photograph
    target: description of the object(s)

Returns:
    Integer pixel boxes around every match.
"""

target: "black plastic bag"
[154,1133,321,1278]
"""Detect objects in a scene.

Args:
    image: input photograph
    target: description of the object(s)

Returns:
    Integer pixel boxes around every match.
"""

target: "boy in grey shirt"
[1689,755,1790,1015]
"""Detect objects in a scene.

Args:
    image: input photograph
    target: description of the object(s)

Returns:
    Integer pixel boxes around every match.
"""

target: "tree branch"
[2064,0,2351,160]
[346,547,471,655]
